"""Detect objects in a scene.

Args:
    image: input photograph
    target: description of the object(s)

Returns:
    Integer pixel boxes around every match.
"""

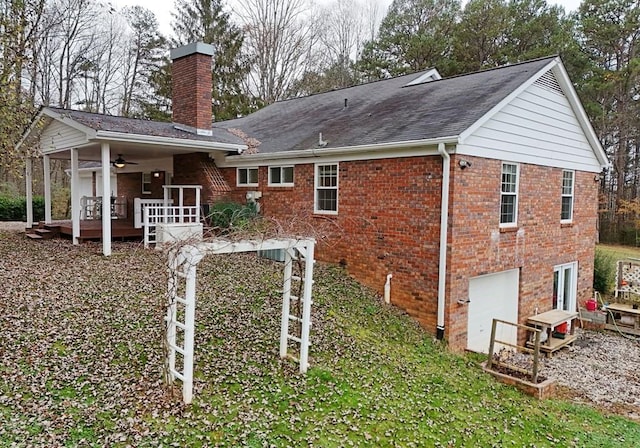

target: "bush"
[0,195,44,222]
[207,201,258,233]
[593,247,616,295]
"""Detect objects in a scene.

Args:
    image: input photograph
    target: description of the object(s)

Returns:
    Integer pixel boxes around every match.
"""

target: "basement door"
[466,269,519,353]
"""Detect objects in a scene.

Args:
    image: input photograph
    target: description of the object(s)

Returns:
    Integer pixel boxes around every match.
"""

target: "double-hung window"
[561,170,574,222]
[142,172,152,194]
[237,167,258,186]
[268,166,294,186]
[500,162,519,227]
[315,163,338,214]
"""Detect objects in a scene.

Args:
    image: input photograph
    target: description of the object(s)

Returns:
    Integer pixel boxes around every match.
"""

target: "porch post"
[25,157,33,228]
[100,142,112,256]
[43,155,52,224]
[70,148,80,245]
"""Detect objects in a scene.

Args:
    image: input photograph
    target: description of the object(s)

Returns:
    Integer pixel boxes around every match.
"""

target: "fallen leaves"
[0,231,639,446]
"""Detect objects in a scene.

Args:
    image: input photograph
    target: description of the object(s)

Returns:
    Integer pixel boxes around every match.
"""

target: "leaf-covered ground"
[1,232,639,447]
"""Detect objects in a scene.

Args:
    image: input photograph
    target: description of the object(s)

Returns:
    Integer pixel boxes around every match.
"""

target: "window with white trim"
[315,163,338,214]
[500,163,519,226]
[268,166,294,186]
[237,167,258,186]
[561,170,574,222]
[142,172,152,194]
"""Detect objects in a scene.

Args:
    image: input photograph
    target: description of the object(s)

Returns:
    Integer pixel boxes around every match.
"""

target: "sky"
[113,0,585,38]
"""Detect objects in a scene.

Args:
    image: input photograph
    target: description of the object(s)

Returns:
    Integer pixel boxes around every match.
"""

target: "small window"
[561,170,574,222]
[500,163,519,226]
[315,163,338,214]
[237,167,258,186]
[268,166,294,186]
[142,172,152,194]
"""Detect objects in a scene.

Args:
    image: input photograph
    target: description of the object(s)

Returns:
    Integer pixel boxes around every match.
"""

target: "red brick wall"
[446,155,598,350]
[172,52,212,130]
[220,158,444,330]
[173,153,230,205]
[116,171,166,220]
[209,155,598,352]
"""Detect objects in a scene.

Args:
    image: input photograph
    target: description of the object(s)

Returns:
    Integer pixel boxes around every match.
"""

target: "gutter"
[219,136,460,166]
[95,130,246,153]
[436,142,450,340]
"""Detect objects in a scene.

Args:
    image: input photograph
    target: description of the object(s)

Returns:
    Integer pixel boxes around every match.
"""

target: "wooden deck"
[53,220,143,241]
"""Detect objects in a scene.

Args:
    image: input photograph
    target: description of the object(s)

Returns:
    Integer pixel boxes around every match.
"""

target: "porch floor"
[51,220,143,241]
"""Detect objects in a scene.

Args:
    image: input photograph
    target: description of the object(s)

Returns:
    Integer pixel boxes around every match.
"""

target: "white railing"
[143,205,200,248]
[134,198,173,228]
[81,196,126,220]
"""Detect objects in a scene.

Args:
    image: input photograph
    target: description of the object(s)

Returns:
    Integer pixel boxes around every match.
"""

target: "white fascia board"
[550,63,610,170]
[218,136,459,167]
[94,130,246,153]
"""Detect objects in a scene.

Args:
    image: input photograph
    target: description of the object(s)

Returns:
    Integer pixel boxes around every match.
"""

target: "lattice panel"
[203,160,231,193]
[615,259,640,298]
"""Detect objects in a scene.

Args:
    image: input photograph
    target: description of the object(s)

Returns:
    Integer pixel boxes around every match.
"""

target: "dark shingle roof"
[214,57,556,153]
[46,107,244,146]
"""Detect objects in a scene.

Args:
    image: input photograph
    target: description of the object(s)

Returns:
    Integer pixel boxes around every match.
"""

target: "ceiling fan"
[112,154,138,168]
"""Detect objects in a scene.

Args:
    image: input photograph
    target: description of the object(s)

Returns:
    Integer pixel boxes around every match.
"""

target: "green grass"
[0,234,638,446]
[598,244,640,261]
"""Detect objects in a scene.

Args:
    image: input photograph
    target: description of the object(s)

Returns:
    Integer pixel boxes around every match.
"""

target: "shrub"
[0,195,44,222]
[593,247,616,295]
[207,201,258,234]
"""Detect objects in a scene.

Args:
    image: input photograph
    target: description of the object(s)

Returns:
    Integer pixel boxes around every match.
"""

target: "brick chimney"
[170,42,214,136]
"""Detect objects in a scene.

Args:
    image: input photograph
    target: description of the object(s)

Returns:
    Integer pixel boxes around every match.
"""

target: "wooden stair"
[25,223,61,241]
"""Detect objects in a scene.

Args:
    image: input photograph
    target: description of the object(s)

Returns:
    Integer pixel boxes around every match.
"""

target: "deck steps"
[25,222,61,240]
[34,229,54,239]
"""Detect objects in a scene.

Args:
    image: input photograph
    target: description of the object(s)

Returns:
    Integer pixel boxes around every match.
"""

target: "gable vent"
[534,71,564,96]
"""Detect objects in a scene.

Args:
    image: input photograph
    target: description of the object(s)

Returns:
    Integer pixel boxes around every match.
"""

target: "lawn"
[1,232,639,447]
[598,244,640,263]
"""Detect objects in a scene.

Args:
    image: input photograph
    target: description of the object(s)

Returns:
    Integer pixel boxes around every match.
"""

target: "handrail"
[487,318,542,384]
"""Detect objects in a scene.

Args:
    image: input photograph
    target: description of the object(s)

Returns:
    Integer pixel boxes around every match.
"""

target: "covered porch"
[19,107,246,256]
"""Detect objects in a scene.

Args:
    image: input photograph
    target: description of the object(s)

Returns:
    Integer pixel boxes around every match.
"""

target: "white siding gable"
[39,120,90,153]
[457,70,603,173]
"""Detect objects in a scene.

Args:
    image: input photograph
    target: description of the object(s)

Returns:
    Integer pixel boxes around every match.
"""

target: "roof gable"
[457,58,608,172]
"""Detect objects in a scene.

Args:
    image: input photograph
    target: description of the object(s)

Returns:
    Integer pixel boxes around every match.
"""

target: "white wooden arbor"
[166,238,315,404]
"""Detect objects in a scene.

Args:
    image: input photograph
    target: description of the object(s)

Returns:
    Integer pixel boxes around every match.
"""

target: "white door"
[467,269,519,353]
[554,262,577,312]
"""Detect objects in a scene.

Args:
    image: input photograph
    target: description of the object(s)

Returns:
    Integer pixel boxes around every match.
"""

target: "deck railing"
[80,196,126,220]
[142,205,200,248]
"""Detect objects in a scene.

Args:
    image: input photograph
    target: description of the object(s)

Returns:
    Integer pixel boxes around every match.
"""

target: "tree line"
[1,0,639,242]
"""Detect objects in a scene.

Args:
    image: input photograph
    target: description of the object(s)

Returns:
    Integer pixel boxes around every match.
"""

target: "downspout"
[436,143,450,340]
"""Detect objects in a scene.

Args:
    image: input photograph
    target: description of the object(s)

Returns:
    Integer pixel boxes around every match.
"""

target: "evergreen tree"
[576,0,640,239]
[451,0,510,73]
[170,0,253,121]
[356,0,461,80]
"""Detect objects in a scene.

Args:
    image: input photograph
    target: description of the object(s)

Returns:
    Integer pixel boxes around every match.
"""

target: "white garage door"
[467,269,519,353]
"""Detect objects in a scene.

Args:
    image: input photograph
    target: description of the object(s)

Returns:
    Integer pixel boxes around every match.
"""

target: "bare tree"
[236,0,320,104]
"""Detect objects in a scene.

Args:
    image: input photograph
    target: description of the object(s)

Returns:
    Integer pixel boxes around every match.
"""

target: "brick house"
[21,42,608,352]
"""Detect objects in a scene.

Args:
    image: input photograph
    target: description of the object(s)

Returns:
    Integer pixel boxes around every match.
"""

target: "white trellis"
[165,238,315,404]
